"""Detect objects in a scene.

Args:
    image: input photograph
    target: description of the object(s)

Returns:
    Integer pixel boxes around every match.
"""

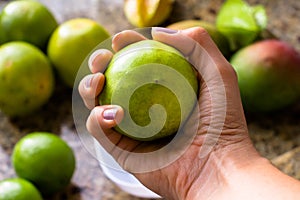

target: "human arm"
[78,27,300,199]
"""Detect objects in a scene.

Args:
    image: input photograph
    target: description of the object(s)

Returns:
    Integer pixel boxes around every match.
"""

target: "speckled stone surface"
[0,0,300,199]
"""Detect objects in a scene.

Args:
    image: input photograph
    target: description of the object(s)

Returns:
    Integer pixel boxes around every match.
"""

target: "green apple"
[99,40,198,141]
[231,39,300,112]
[47,18,110,88]
[0,42,55,117]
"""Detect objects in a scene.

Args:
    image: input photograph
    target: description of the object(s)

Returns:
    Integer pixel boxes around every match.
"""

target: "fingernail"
[88,49,106,70]
[112,31,122,42]
[88,51,99,69]
[103,107,119,120]
[153,27,178,34]
[85,75,93,88]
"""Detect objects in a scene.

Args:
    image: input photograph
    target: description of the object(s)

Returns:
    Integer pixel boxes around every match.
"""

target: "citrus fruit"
[99,40,198,141]
[231,39,300,112]
[167,20,231,58]
[0,178,42,200]
[124,0,174,27]
[0,41,55,117]
[0,0,58,50]
[12,132,76,196]
[47,18,110,88]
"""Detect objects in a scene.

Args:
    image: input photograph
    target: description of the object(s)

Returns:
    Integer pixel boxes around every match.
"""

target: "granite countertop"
[0,0,300,199]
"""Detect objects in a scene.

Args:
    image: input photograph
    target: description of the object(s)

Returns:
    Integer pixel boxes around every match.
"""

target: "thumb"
[152,27,229,158]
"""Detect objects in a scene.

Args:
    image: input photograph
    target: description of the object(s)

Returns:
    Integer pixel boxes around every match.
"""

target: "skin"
[78,27,300,199]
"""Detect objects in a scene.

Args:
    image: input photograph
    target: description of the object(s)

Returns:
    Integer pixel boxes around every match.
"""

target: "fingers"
[151,27,235,158]
[78,73,105,109]
[152,27,222,58]
[180,27,226,62]
[151,27,237,91]
[88,49,113,74]
[87,105,124,132]
[151,27,230,69]
[87,30,147,73]
[86,105,124,145]
[112,30,147,52]
[81,49,113,109]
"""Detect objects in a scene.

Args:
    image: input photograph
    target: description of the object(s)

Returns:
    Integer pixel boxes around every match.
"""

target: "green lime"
[47,18,110,88]
[99,40,198,141]
[0,0,58,50]
[0,178,42,200]
[12,132,76,196]
[0,41,55,117]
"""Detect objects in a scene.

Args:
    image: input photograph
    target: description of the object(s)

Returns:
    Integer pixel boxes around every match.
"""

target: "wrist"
[184,136,262,200]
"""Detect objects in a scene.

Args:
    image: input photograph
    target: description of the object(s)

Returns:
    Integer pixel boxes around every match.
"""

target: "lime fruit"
[0,0,58,50]
[167,20,231,58]
[231,39,300,112]
[99,40,198,141]
[47,18,110,88]
[12,132,76,196]
[0,178,42,200]
[0,41,55,117]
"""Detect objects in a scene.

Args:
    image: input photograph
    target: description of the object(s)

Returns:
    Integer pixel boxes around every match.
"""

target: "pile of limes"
[0,0,109,198]
[0,0,110,117]
[0,132,76,199]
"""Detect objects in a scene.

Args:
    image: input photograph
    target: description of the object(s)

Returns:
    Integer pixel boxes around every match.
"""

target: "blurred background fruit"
[12,132,76,196]
[216,0,267,51]
[0,41,55,117]
[0,0,58,50]
[124,0,174,27]
[47,18,110,88]
[0,178,43,200]
[231,39,300,112]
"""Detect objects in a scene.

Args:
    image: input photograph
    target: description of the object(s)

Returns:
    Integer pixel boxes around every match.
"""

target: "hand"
[78,27,300,199]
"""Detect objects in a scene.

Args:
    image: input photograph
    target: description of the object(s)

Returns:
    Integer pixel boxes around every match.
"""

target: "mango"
[231,39,300,112]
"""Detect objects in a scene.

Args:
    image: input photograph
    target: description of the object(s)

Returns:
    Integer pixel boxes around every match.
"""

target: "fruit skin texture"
[124,0,174,27]
[0,0,58,50]
[99,40,198,141]
[0,178,43,200]
[231,39,300,112]
[47,18,110,88]
[0,41,55,117]
[167,20,231,58]
[12,132,76,196]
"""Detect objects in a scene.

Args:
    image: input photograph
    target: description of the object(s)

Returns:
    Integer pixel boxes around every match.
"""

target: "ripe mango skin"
[231,39,300,112]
